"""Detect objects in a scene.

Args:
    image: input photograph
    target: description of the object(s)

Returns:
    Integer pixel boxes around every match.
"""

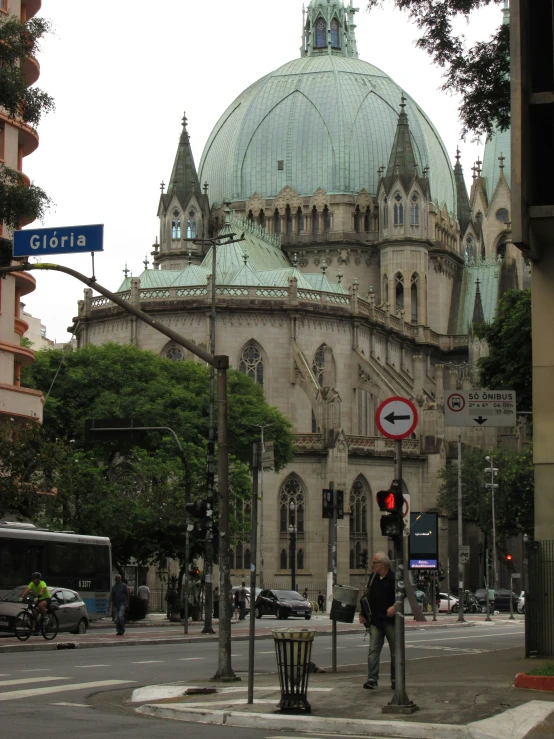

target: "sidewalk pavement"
[133,644,554,739]
[0,612,523,653]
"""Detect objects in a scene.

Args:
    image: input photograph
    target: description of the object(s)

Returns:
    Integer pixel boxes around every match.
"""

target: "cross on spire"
[455,147,461,163]
[293,252,298,268]
[243,251,249,266]
[321,260,327,275]
[476,158,482,177]
[160,181,165,193]
[123,263,130,278]
[143,254,150,270]
[188,251,192,266]
[498,152,505,170]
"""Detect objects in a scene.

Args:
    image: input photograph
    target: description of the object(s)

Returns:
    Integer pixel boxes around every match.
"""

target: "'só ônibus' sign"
[13,224,104,257]
[444,390,517,427]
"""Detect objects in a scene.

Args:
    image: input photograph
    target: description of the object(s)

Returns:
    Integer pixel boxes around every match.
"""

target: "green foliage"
[0,15,55,126]
[475,290,532,413]
[367,1,509,138]
[437,445,534,545]
[0,167,53,231]
[526,663,554,677]
[8,343,295,570]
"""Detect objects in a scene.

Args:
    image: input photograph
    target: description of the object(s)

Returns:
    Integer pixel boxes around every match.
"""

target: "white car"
[517,591,525,614]
[437,592,459,612]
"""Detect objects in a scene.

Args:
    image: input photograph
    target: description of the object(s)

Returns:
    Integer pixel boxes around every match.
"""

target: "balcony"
[0,383,43,423]
[21,55,40,87]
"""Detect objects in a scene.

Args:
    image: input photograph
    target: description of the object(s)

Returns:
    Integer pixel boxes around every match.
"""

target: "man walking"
[359,552,396,690]
[137,581,150,613]
[109,574,130,636]
[238,581,248,621]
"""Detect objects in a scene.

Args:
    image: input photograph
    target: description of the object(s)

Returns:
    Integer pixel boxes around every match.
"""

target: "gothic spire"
[386,95,418,180]
[454,147,471,234]
[472,279,485,326]
[165,112,202,207]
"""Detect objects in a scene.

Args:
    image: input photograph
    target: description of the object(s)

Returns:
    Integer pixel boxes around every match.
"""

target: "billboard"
[408,512,438,569]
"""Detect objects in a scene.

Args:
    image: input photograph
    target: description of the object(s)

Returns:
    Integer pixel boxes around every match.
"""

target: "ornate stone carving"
[338,248,350,265]
[274,185,301,213]
[247,192,264,216]
[311,188,328,209]
[356,188,372,209]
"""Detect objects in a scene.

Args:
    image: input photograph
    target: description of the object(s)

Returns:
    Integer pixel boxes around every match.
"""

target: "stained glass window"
[393,194,404,226]
[312,345,326,387]
[280,476,305,534]
[166,346,184,361]
[410,193,419,226]
[239,342,264,386]
[331,19,339,47]
[316,18,326,47]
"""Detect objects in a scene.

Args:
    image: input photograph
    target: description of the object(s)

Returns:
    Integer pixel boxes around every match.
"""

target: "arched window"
[312,206,318,236]
[239,341,264,386]
[311,409,319,433]
[312,344,326,387]
[331,18,339,47]
[259,209,266,229]
[297,549,304,570]
[354,205,361,233]
[364,206,370,232]
[244,549,251,570]
[395,272,404,311]
[297,207,303,233]
[280,476,305,534]
[465,236,474,261]
[316,17,326,47]
[235,542,243,570]
[497,235,507,258]
[165,345,185,361]
[171,219,181,239]
[323,205,331,233]
[350,477,369,570]
[186,219,197,238]
[280,549,288,569]
[410,193,420,226]
[393,193,404,226]
[273,208,281,235]
[411,273,419,323]
[383,274,389,303]
[286,205,293,235]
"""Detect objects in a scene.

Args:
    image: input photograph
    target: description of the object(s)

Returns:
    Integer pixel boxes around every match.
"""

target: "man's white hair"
[373,551,391,568]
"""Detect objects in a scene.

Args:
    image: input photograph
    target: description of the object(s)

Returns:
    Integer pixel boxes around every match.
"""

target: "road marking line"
[176,658,204,661]
[0,679,135,702]
[74,665,111,668]
[405,631,523,644]
[20,669,51,672]
[131,661,165,664]
[0,677,68,688]
[51,702,91,708]
[257,651,274,654]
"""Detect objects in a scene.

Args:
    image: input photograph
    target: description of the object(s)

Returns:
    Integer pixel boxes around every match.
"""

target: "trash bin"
[272,628,316,712]
[330,584,359,623]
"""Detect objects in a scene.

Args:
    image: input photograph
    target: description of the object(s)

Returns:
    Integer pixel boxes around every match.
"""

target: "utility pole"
[252,424,271,590]
[485,456,499,588]
[247,442,259,704]
[289,501,297,592]
[457,431,465,623]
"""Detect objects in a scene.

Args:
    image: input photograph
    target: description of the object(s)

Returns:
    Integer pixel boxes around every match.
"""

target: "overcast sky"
[22,0,503,342]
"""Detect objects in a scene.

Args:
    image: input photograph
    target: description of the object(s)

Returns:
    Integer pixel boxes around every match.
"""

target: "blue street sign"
[13,224,104,257]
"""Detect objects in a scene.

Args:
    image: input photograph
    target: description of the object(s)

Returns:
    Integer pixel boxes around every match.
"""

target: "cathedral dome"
[199,54,457,214]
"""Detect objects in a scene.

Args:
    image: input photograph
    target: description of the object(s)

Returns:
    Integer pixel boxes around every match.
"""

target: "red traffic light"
[506,553,513,562]
[376,483,404,514]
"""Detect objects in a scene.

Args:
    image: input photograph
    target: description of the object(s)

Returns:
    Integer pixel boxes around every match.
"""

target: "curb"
[0,620,475,654]
[515,673,554,691]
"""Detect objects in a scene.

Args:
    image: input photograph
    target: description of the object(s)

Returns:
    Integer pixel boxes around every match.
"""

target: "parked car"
[436,592,459,612]
[254,589,312,620]
[517,591,525,614]
[473,588,519,612]
[0,585,89,635]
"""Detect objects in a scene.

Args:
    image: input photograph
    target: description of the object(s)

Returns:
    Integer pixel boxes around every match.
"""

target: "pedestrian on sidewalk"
[238,581,248,620]
[137,581,150,613]
[109,574,130,636]
[213,586,220,619]
[303,587,309,601]
[318,590,325,612]
[359,551,396,691]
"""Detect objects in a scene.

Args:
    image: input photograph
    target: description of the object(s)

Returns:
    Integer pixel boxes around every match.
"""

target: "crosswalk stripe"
[74,665,111,668]
[0,679,135,702]
[51,702,91,708]
[0,677,68,688]
[131,660,164,664]
[20,669,51,672]
[176,658,204,661]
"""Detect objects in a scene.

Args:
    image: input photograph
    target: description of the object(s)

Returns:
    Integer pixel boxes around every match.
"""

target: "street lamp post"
[289,501,297,592]
[485,456,499,588]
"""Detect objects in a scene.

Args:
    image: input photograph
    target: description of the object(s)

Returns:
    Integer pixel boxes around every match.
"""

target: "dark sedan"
[0,586,89,635]
[474,588,519,612]
[254,589,312,620]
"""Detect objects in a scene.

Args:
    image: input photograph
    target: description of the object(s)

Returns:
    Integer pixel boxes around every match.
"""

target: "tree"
[367,1,509,138]
[4,343,295,571]
[437,444,534,563]
[0,13,54,263]
[475,289,532,413]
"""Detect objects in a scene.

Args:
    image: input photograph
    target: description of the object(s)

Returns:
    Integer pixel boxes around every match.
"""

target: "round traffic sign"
[375,396,418,440]
[447,393,465,413]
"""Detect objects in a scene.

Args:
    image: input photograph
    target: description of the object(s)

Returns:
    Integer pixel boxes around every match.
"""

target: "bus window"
[95,546,110,573]
[26,546,44,578]
[0,539,26,587]
[48,543,73,576]
[80,545,95,574]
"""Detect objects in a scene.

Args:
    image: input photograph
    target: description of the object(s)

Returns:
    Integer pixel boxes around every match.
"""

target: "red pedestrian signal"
[376,480,404,539]
[506,553,513,563]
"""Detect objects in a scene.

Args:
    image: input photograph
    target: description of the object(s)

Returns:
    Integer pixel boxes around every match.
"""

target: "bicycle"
[14,596,59,641]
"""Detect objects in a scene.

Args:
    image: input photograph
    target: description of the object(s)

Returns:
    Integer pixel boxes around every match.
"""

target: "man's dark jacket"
[360,569,395,627]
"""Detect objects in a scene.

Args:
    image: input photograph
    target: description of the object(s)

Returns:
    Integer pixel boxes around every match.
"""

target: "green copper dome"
[199,54,457,214]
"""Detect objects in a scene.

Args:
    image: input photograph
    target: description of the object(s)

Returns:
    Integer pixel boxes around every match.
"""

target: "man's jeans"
[367,622,395,684]
[239,601,247,620]
[114,604,126,634]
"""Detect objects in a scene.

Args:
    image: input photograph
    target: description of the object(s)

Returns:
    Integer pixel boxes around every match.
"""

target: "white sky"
[22,0,503,342]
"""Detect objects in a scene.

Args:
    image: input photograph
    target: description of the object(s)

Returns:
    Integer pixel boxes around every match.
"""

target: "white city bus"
[0,522,112,618]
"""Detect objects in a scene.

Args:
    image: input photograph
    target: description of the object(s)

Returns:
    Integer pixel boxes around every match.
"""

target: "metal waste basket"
[272,628,316,712]
[330,584,359,623]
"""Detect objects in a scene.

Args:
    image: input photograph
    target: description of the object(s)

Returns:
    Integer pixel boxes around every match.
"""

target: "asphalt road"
[0,620,525,739]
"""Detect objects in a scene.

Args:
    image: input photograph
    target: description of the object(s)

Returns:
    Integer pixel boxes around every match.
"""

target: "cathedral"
[72,1,526,592]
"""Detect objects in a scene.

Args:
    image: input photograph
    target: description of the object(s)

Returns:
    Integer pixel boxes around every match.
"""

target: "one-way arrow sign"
[376,397,418,440]
[474,416,487,425]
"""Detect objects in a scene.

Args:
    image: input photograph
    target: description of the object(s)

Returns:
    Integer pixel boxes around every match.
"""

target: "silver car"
[0,586,89,635]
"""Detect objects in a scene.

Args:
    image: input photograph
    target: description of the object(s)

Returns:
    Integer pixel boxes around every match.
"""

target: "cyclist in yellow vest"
[21,572,51,633]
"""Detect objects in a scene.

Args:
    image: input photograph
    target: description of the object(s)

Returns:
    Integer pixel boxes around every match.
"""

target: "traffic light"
[186,495,214,535]
[189,567,200,579]
[322,489,345,519]
[505,553,514,570]
[358,549,368,569]
[376,479,404,539]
